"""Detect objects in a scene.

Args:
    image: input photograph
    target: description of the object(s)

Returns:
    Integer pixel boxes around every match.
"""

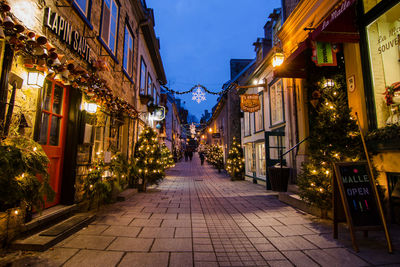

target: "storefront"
[1,0,138,208]
[358,0,400,223]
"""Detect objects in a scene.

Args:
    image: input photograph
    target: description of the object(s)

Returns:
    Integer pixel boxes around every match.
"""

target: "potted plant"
[0,136,55,221]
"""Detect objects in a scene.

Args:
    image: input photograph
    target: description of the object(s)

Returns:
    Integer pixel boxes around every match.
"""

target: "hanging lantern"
[323,79,335,89]
[272,52,285,67]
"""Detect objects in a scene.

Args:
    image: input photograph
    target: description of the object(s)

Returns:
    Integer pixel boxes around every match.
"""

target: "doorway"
[37,79,69,207]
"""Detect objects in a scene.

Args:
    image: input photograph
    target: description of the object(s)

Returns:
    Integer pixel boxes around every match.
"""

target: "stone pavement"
[4,154,400,266]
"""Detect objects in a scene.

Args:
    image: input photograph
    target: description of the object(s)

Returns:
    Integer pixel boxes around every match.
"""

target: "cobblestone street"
[7,154,400,266]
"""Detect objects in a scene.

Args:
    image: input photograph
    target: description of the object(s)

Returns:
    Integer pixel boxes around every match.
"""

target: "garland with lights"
[134,127,164,191]
[206,144,224,173]
[1,1,137,118]
[226,137,245,180]
[161,84,230,96]
[297,74,363,210]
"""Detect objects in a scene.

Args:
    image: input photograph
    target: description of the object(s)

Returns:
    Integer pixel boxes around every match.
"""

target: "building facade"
[1,0,166,207]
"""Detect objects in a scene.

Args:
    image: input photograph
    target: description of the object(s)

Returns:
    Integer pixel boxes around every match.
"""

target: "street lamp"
[208,127,212,133]
[27,71,45,88]
[272,52,285,67]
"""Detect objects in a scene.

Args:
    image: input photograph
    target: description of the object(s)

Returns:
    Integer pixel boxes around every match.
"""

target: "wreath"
[383,82,400,106]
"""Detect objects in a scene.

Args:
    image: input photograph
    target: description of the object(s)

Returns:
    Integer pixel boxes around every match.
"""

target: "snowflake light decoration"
[192,86,206,104]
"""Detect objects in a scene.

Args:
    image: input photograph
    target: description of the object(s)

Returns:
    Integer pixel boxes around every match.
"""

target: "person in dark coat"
[188,150,193,161]
[184,150,188,161]
[199,152,205,165]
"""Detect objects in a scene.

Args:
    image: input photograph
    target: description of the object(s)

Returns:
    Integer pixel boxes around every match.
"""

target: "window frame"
[139,57,147,95]
[72,0,93,29]
[98,0,120,61]
[254,91,264,133]
[269,79,285,127]
[255,142,266,178]
[122,21,134,81]
[147,74,153,96]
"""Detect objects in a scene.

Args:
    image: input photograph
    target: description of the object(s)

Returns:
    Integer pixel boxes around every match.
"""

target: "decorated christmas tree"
[134,127,164,191]
[226,137,245,180]
[160,144,175,170]
[297,74,363,209]
[207,144,224,172]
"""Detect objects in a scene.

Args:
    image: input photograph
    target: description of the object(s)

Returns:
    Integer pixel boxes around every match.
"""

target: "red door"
[38,79,69,207]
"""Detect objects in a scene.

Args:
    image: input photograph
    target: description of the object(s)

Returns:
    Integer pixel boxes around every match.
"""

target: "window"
[147,75,153,96]
[123,25,134,78]
[100,0,119,54]
[256,142,266,178]
[244,112,250,136]
[363,0,382,13]
[74,0,90,18]
[269,80,285,126]
[155,92,159,105]
[366,3,400,128]
[245,144,254,175]
[254,92,264,132]
[139,58,147,94]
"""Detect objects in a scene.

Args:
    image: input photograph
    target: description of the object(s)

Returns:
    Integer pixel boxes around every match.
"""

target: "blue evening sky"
[147,0,281,121]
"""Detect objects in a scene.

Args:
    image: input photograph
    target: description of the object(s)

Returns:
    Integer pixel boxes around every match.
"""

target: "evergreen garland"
[134,127,164,190]
[297,74,363,209]
[226,137,245,180]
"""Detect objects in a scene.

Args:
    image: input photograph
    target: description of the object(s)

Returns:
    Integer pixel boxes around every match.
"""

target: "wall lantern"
[27,71,45,88]
[83,102,98,113]
[201,135,205,139]
[323,79,335,89]
[272,52,285,67]
[208,127,213,133]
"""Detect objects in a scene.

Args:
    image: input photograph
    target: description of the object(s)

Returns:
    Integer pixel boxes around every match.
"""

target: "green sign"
[316,42,333,65]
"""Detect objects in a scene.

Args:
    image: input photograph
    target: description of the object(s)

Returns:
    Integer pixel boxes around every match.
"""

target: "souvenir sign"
[240,94,260,112]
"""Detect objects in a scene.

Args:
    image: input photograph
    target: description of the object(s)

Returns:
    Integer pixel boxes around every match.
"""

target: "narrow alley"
[7,155,399,267]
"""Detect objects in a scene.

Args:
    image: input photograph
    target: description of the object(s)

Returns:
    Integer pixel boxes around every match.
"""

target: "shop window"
[366,3,400,128]
[147,74,153,96]
[100,0,119,55]
[139,58,147,95]
[123,24,134,78]
[256,142,266,178]
[269,80,285,127]
[244,112,250,136]
[363,0,383,13]
[245,144,254,176]
[74,0,91,20]
[254,92,264,132]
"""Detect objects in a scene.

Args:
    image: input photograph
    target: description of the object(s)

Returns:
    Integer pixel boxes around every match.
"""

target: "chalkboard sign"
[334,162,380,227]
[333,161,392,253]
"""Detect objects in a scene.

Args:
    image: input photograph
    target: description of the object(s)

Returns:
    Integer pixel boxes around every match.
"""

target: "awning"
[311,0,359,43]
[274,40,310,78]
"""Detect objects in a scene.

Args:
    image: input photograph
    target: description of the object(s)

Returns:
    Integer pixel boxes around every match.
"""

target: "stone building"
[0,0,166,208]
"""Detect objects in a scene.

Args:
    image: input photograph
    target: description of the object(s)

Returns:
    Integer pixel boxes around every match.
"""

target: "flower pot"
[267,167,290,192]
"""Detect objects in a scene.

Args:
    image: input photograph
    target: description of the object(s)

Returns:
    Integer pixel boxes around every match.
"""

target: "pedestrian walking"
[199,152,205,165]
[188,150,193,161]
[184,150,188,161]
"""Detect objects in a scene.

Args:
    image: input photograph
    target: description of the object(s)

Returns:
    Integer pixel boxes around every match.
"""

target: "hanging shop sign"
[240,94,260,113]
[212,133,221,138]
[150,106,166,121]
[312,42,338,67]
[44,7,94,64]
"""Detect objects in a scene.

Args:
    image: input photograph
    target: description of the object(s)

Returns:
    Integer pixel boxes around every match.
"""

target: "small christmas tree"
[226,137,245,180]
[207,144,224,172]
[297,75,363,209]
[134,127,164,191]
[160,144,175,169]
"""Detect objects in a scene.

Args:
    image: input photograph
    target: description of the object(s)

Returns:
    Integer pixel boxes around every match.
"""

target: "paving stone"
[170,252,193,267]
[118,252,169,267]
[101,226,141,237]
[93,215,133,226]
[272,225,315,236]
[41,247,79,266]
[282,251,320,267]
[63,249,123,267]
[268,236,318,251]
[152,238,192,252]
[324,248,369,266]
[77,225,109,235]
[195,262,218,267]
[129,218,162,227]
[194,252,217,261]
[260,251,286,260]
[193,244,214,252]
[175,227,192,238]
[257,226,281,237]
[162,219,192,227]
[267,260,294,267]
[303,234,343,249]
[139,227,175,238]
[61,235,115,250]
[107,237,153,252]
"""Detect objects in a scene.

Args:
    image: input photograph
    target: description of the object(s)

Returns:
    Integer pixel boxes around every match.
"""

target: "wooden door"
[38,80,69,207]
